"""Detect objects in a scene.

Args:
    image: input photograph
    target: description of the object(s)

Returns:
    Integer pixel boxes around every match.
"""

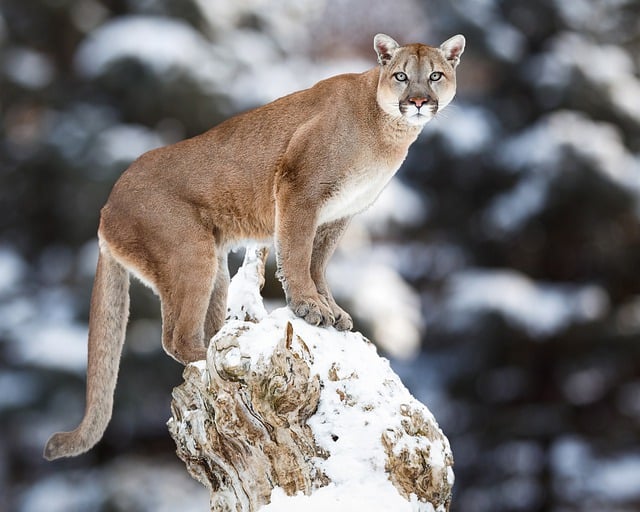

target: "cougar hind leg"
[204,252,230,342]
[158,233,219,365]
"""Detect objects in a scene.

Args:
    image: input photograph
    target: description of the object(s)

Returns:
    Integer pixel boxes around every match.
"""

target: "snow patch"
[489,110,640,231]
[3,46,55,89]
[423,104,497,156]
[74,15,225,90]
[94,124,163,166]
[264,482,437,512]
[551,437,640,503]
[0,246,26,294]
[358,179,428,233]
[444,269,609,337]
[534,33,640,123]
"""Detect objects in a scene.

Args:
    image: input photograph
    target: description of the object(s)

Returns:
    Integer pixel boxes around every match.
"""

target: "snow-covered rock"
[168,246,453,511]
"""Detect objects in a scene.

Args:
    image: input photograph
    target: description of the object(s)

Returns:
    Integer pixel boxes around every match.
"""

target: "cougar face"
[375,34,465,126]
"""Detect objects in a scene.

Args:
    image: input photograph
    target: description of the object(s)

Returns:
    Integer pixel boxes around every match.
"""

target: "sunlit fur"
[44,33,464,460]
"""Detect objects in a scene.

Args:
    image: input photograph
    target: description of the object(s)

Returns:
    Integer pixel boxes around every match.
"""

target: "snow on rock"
[225,244,269,323]
[168,249,453,511]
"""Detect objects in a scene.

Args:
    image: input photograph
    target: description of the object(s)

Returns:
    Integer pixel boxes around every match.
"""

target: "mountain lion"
[44,33,465,460]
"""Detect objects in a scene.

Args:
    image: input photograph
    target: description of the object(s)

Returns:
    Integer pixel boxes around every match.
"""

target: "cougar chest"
[318,164,398,225]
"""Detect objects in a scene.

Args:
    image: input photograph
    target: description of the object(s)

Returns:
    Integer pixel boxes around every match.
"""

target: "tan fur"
[44,34,465,460]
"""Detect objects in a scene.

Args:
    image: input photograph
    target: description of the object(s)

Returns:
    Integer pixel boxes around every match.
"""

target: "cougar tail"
[44,245,130,460]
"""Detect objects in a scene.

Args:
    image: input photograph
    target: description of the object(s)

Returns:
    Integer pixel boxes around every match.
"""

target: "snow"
[552,0,596,30]
[489,110,640,232]
[561,367,608,406]
[0,246,26,293]
[224,184,429,361]
[485,22,525,62]
[443,269,609,338]
[326,257,423,359]
[264,483,437,512]
[358,179,428,233]
[226,244,270,323]
[369,241,468,283]
[74,15,226,89]
[18,456,208,512]
[423,104,497,156]
[535,33,640,123]
[484,175,548,234]
[450,0,524,62]
[203,262,453,510]
[1,281,89,373]
[94,124,163,166]
[71,10,374,113]
[551,436,640,503]
[498,111,639,189]
[19,472,104,512]
[0,371,41,410]
[210,307,450,511]
[227,53,370,109]
[2,46,55,89]
[316,180,429,359]
[15,321,89,372]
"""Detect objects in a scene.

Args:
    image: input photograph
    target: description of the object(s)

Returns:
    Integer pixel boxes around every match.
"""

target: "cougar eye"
[394,72,408,82]
[430,71,443,82]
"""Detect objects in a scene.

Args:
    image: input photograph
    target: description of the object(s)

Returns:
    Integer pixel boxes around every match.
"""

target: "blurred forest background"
[1,0,640,511]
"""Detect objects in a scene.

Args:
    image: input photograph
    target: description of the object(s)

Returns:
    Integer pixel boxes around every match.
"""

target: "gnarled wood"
[168,245,454,511]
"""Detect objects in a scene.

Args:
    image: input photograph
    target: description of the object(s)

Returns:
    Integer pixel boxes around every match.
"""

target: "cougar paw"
[333,308,353,331]
[290,295,335,327]
[319,294,353,331]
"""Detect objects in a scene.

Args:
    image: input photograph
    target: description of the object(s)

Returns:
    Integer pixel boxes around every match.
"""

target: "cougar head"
[374,33,465,126]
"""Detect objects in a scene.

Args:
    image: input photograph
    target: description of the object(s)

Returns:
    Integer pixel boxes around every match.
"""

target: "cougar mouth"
[399,100,438,124]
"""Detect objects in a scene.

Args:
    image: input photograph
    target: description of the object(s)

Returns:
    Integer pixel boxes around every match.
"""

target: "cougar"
[44,33,465,460]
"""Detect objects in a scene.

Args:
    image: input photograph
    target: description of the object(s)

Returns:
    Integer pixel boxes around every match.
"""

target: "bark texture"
[168,245,454,511]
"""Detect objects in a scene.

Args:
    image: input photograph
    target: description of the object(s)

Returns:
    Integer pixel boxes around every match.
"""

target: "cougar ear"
[374,34,400,65]
[440,34,466,68]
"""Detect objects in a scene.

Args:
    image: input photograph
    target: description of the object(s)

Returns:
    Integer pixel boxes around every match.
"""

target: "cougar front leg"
[275,190,334,327]
[311,217,353,331]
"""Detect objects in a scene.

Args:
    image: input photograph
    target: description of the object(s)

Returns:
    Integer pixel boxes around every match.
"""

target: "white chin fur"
[404,112,433,126]
[402,105,434,126]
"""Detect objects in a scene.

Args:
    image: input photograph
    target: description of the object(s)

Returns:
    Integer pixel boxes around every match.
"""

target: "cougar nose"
[409,96,430,108]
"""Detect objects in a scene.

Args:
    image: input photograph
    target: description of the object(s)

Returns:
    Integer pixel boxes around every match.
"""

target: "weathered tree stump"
[168,245,454,511]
